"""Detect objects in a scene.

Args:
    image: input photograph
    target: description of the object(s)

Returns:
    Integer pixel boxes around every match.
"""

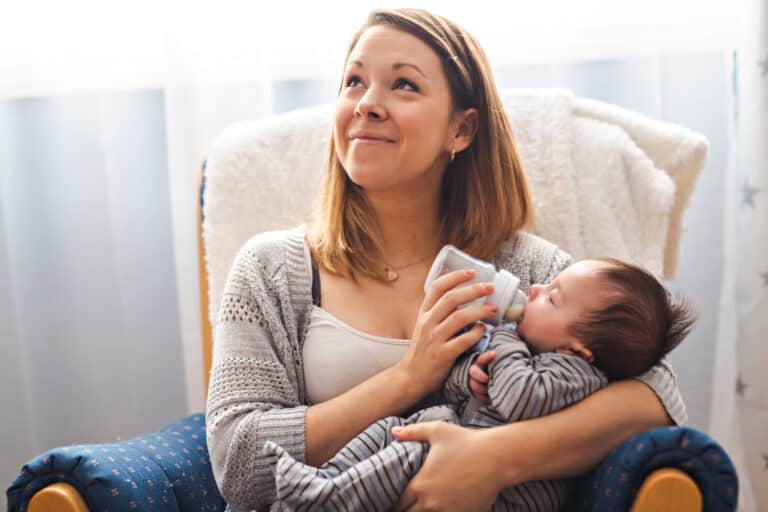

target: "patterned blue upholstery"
[6,413,225,512]
[575,425,738,512]
[7,415,737,512]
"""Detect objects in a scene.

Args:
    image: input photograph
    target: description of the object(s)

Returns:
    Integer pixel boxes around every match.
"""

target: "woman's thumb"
[391,423,428,442]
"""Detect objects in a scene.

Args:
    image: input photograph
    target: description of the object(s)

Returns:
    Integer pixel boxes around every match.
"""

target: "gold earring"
[450,147,456,162]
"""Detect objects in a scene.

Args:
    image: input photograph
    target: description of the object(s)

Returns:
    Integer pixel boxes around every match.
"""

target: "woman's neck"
[366,188,442,267]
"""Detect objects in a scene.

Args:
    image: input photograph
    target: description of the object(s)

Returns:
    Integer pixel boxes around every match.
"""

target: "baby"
[263,257,695,511]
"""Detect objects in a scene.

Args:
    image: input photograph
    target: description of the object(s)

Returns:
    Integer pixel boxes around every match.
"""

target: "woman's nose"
[355,90,387,121]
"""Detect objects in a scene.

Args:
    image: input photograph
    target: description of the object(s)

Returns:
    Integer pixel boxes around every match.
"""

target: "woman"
[205,8,685,511]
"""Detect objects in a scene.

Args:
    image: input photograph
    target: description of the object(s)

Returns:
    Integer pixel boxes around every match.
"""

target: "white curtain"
[0,0,750,501]
[710,0,768,510]
[0,92,190,489]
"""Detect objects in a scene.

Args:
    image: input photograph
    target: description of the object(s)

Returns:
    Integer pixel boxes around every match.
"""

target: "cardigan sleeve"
[634,358,688,424]
[205,240,307,510]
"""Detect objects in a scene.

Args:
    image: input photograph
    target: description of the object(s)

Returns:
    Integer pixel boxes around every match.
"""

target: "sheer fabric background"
[708,0,767,509]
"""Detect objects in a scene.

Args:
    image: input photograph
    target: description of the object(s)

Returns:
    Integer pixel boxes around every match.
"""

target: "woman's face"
[334,25,456,192]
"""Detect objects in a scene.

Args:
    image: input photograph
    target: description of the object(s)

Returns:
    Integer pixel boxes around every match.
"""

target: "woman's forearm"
[304,364,424,466]
[483,379,672,487]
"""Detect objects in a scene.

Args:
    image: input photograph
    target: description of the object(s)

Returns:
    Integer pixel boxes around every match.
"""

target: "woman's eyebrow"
[392,62,426,77]
[348,60,426,78]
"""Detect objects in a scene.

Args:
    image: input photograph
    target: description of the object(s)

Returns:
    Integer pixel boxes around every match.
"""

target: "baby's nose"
[529,284,543,299]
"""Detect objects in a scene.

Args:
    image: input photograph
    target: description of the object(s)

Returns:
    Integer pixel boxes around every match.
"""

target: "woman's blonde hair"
[307,8,532,282]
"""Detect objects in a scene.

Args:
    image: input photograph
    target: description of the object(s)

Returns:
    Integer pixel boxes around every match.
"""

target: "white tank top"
[303,305,411,404]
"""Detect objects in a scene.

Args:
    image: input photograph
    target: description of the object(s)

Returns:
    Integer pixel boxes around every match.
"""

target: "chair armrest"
[28,483,89,512]
[573,426,738,512]
[7,413,225,512]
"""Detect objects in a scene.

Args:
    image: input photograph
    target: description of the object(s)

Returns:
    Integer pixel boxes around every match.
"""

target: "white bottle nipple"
[503,290,528,322]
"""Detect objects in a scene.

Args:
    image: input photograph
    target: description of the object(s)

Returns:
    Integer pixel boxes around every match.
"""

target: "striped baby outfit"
[264,325,608,511]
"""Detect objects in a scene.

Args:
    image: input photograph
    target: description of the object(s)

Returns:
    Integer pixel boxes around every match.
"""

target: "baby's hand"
[469,350,496,403]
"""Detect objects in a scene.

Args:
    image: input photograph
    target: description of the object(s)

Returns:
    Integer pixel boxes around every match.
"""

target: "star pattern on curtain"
[736,375,747,395]
[742,180,760,207]
[724,38,768,504]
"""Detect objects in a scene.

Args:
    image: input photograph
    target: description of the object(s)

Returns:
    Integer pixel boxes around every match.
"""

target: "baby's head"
[516,258,695,380]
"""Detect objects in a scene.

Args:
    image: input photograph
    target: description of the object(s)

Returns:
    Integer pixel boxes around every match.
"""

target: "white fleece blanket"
[202,89,707,326]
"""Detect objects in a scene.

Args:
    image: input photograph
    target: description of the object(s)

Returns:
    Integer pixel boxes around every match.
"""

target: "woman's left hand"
[391,421,503,511]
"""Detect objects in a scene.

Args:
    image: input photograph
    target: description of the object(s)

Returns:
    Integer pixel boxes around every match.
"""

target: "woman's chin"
[345,169,395,190]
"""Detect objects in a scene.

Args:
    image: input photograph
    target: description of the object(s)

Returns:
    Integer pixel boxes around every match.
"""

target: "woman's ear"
[449,108,479,153]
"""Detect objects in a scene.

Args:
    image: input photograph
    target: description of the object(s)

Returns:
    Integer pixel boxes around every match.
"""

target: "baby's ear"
[557,342,594,364]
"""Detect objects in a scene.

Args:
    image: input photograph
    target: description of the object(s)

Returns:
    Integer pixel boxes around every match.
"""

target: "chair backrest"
[197,89,707,395]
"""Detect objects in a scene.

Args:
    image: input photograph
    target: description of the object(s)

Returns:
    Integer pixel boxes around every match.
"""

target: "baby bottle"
[424,245,528,325]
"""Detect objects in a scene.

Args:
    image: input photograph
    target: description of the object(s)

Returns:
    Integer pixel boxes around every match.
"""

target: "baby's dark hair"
[568,258,696,380]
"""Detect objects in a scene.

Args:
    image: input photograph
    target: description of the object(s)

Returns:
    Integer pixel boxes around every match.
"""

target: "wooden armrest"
[29,483,89,512]
[631,468,702,512]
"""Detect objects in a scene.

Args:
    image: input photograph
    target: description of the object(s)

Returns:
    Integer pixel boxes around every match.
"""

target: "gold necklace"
[383,253,435,282]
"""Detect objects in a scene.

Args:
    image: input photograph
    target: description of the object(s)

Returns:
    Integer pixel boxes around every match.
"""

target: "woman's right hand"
[397,269,498,396]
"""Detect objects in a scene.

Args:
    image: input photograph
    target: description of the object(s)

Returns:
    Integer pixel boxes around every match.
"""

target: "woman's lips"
[351,137,393,145]
[350,130,394,143]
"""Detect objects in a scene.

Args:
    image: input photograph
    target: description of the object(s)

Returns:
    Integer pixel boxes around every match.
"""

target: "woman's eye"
[345,76,364,88]
[394,78,418,92]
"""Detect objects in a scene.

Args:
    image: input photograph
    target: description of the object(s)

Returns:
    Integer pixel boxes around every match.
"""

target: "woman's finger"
[433,302,497,342]
[420,269,476,313]
[391,421,437,442]
[395,422,499,511]
[428,280,494,322]
[443,323,486,358]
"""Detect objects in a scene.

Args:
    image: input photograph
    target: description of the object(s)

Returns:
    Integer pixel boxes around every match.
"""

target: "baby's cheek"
[516,307,536,336]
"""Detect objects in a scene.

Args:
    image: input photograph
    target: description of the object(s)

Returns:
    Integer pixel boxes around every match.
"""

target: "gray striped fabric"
[266,326,608,511]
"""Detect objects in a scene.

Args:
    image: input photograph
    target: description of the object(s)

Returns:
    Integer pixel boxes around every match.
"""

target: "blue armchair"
[8,97,739,511]
[7,414,224,512]
[6,412,737,511]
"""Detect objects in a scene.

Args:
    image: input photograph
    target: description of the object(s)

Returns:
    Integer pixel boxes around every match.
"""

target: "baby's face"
[516,260,609,353]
